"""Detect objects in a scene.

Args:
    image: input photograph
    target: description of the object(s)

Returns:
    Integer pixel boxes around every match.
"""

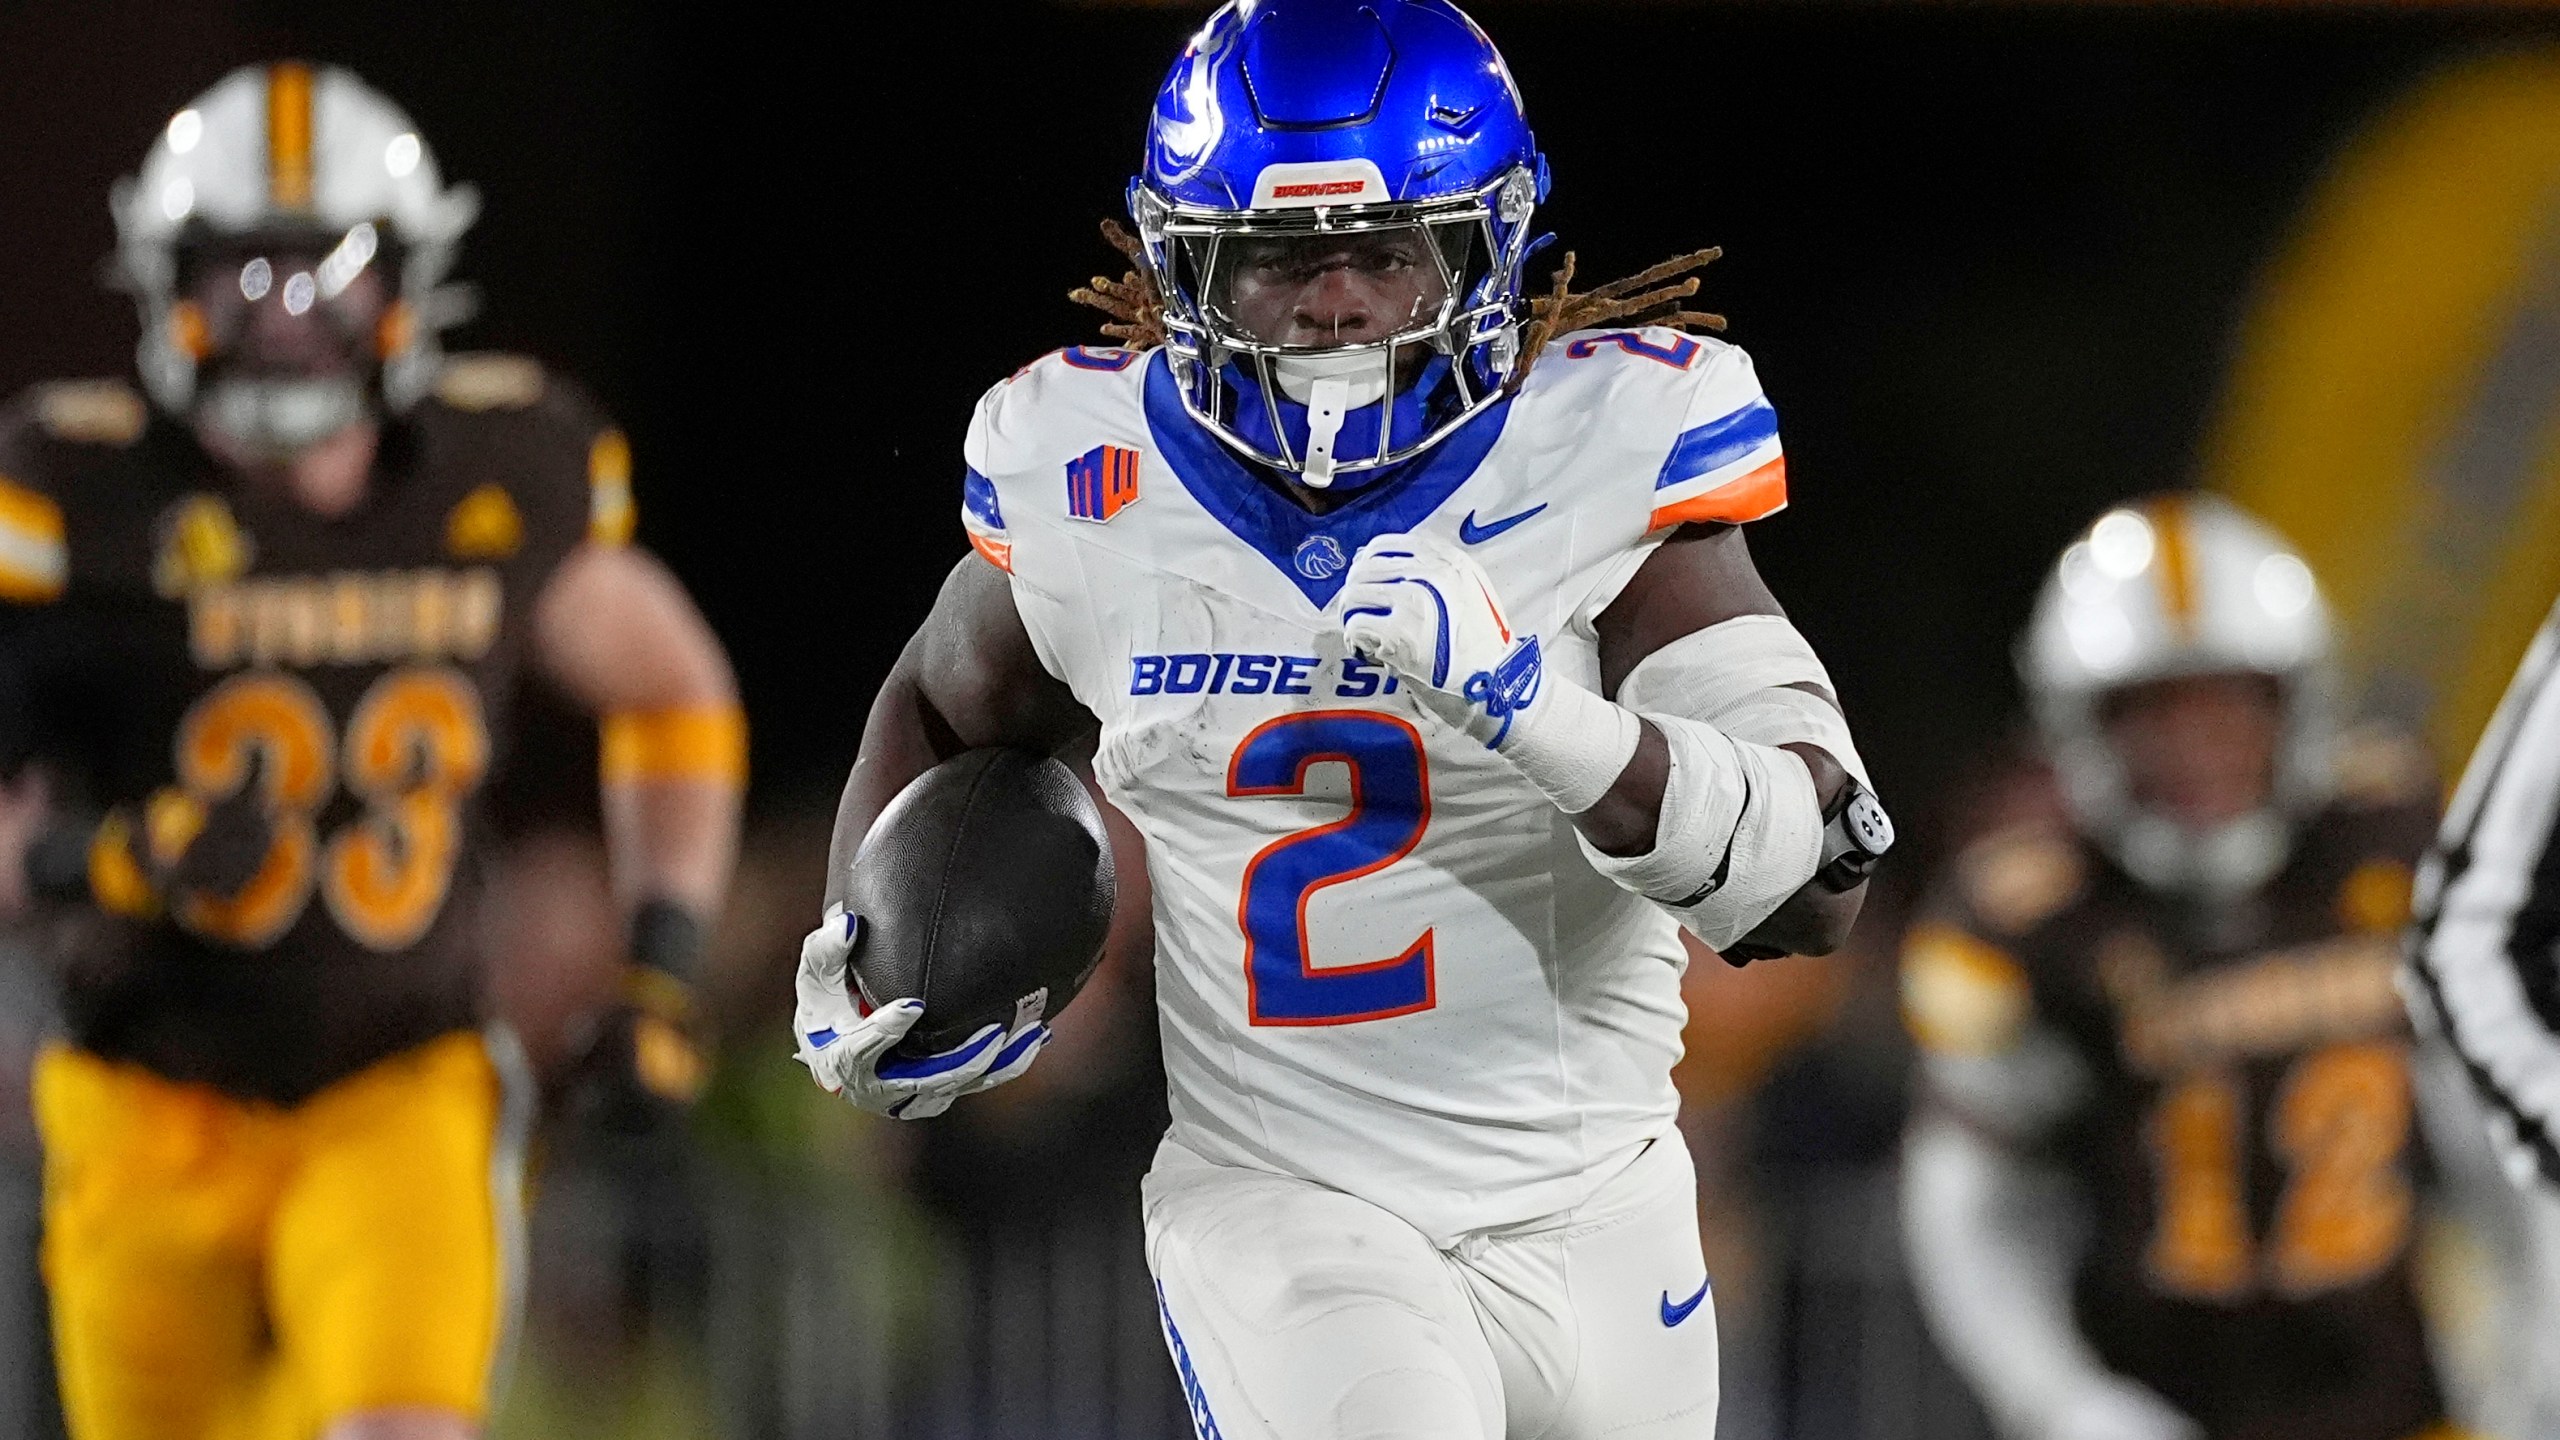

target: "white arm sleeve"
[2405,1009,2560,1439]
[1903,1116,2200,1440]
[1572,616,1869,949]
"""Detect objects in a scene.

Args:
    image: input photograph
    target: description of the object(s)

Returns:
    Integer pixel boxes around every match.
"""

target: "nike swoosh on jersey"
[1659,1277,1711,1328]
[1458,504,1547,544]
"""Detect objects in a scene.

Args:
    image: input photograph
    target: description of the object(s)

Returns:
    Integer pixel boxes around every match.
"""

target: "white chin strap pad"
[1300,375,1351,488]
[1574,615,1858,950]
[1276,351,1392,490]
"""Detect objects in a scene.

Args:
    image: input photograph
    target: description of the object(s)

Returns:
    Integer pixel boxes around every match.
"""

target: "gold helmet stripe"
[2146,493,2199,636]
[267,61,315,210]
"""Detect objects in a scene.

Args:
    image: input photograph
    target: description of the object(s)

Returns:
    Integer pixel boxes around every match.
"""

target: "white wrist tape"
[1575,714,1826,949]
[1619,615,1869,785]
[1502,674,1642,815]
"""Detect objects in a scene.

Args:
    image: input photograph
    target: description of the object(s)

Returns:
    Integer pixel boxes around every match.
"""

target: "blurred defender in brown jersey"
[0,65,744,1440]
[1897,495,2525,1440]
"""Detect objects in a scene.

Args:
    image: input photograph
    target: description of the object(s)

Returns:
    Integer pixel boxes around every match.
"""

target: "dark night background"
[5,0,2558,827]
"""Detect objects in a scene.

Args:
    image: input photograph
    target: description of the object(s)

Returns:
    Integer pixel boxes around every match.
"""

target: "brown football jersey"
[0,357,631,1103]
[1903,766,2448,1440]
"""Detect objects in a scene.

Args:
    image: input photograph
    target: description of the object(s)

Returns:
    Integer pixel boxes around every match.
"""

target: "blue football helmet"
[1131,0,1548,488]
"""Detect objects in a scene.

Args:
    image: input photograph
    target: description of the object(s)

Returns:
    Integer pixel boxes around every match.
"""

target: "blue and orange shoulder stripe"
[961,462,1011,573]
[1646,345,1788,530]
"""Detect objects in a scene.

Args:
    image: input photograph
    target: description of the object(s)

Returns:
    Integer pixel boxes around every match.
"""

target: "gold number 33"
[171,667,489,951]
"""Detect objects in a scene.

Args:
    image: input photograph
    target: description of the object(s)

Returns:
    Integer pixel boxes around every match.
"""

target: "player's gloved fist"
[141,764,277,900]
[1338,531,1543,749]
[792,905,1047,1120]
[559,972,710,1132]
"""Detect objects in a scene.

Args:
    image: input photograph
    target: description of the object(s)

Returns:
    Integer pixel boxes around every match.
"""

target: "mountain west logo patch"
[1066,444,1141,523]
[447,484,524,559]
[152,495,251,598]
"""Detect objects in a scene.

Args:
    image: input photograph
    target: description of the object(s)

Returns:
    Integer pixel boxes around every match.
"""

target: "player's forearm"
[825,559,1100,912]
[602,778,738,919]
[824,659,960,911]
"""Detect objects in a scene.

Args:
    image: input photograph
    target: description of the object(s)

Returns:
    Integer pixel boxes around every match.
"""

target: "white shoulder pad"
[959,345,1152,572]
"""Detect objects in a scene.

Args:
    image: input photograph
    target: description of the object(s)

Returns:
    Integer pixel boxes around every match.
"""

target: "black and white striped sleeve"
[2409,597,2560,1189]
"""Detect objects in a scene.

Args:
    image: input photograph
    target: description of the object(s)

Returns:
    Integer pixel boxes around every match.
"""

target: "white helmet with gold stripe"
[110,62,479,439]
[2019,493,2336,898]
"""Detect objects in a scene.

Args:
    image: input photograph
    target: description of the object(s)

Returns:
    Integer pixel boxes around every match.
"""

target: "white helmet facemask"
[195,374,370,461]
[2020,495,2337,903]
[110,62,479,452]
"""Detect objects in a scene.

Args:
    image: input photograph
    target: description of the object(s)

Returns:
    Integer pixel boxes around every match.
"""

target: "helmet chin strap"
[2110,807,2292,904]
[1275,350,1391,489]
[197,376,370,462]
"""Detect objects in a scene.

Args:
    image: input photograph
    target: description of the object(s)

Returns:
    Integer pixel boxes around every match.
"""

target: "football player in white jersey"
[791,2,1890,1435]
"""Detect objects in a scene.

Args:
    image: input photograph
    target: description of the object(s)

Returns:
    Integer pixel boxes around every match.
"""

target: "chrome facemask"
[1137,166,1538,487]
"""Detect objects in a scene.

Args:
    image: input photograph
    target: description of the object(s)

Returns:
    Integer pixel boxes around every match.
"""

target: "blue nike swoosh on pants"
[1458,504,1547,543]
[1660,1276,1711,1327]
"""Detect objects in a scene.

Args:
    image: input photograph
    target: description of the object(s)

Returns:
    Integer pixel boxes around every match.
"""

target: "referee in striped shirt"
[2411,601,2560,1186]
[2405,599,2560,1437]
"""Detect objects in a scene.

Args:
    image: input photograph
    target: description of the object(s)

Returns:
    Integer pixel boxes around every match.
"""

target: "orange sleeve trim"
[967,531,1014,573]
[1648,455,1788,531]
[600,704,747,787]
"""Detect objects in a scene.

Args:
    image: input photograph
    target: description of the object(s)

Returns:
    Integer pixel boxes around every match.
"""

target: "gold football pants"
[34,1030,526,1440]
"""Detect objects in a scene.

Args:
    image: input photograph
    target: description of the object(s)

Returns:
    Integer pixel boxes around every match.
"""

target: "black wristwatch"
[1813,777,1893,893]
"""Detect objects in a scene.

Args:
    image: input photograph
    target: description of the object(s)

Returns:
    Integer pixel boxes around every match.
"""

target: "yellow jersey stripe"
[587,430,635,546]
[0,476,67,603]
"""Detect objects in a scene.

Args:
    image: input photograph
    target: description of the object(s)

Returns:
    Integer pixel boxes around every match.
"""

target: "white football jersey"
[962,328,1788,1244]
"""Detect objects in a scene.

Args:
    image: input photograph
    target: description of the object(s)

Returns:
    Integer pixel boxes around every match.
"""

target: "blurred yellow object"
[598,703,748,787]
[2204,48,2560,769]
[84,810,158,919]
[2336,857,2416,935]
[34,1032,513,1439]
[1899,922,2033,1059]
[445,483,525,560]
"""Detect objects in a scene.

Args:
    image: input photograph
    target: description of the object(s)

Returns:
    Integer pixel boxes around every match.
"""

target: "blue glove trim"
[1390,577,1453,688]
[804,1027,840,1049]
[989,1024,1048,1072]
[875,1024,1003,1081]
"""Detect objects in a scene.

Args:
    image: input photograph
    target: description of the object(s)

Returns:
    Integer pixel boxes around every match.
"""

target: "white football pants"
[1143,1131,1719,1440]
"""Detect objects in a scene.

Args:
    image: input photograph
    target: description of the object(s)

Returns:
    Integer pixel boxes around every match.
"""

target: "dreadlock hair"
[1064,221,1726,395]
[1507,247,1724,393]
[1067,219,1170,351]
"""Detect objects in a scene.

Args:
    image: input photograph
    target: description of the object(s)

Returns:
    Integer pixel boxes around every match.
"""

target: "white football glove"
[1338,531,1641,814]
[1338,531,1538,747]
[2041,1379,2203,1440]
[791,906,1048,1120]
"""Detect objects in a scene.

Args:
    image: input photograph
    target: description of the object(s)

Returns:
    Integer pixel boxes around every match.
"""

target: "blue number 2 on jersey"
[1226,710,1435,1026]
